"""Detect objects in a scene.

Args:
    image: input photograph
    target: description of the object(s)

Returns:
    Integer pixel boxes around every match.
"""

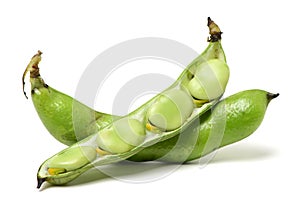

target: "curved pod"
[28,18,230,187]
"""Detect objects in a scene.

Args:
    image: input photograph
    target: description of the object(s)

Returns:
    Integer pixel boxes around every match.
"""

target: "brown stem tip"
[207,17,222,42]
[22,50,43,99]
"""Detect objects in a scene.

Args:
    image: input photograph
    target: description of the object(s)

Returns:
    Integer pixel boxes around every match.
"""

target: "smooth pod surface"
[32,86,109,145]
[22,51,117,146]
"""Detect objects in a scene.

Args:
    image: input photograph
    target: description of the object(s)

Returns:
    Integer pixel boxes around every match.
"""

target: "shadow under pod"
[67,161,184,187]
[209,142,277,164]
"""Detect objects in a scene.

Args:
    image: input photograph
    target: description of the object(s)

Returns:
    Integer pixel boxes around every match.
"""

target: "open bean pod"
[37,18,230,187]
[37,97,218,187]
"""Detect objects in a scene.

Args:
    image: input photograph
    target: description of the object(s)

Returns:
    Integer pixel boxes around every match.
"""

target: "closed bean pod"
[22,54,114,146]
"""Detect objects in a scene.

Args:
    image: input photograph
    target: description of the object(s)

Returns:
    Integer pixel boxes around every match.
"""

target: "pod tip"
[37,177,46,189]
[267,92,280,102]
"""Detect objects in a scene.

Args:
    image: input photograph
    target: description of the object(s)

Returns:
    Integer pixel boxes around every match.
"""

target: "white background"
[0,0,299,216]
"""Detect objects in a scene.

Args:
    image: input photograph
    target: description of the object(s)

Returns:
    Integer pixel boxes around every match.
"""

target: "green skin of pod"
[31,77,114,146]
[129,89,274,162]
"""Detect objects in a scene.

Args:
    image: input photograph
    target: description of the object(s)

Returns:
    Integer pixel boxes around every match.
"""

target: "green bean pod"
[37,89,279,187]
[36,81,220,187]
[22,51,115,145]
[37,100,215,187]
[23,17,225,148]
[129,89,279,162]
[36,18,230,188]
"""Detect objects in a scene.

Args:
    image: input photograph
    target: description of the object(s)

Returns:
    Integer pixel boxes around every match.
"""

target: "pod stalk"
[207,17,222,42]
[22,50,43,99]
